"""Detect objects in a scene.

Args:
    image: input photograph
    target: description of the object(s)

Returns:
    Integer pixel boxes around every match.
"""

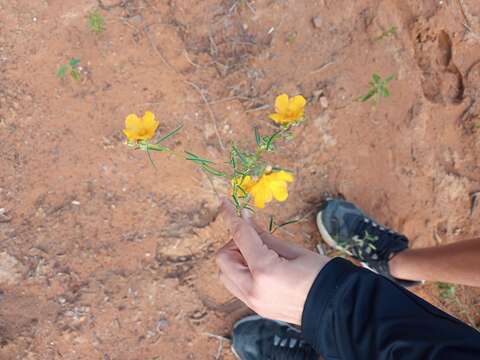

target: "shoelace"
[351,218,406,261]
[269,335,317,360]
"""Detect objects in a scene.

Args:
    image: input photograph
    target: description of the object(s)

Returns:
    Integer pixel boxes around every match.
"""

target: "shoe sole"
[316,211,369,268]
[316,211,338,249]
[316,211,353,257]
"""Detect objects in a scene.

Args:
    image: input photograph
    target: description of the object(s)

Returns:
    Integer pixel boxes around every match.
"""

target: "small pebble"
[320,96,329,109]
[312,16,322,29]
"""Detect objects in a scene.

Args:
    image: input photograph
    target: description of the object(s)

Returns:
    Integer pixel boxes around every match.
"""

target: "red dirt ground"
[1,0,479,359]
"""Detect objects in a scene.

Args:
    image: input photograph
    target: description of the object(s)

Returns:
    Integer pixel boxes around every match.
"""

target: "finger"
[220,199,272,267]
[216,240,253,291]
[217,239,249,270]
[241,210,306,259]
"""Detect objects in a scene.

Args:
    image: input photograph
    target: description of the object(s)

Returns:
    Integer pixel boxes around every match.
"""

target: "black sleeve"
[301,257,480,360]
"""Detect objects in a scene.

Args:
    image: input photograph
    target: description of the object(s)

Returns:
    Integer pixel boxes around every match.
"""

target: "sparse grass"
[358,73,395,103]
[57,58,82,81]
[87,9,105,34]
[376,26,397,41]
[437,282,478,330]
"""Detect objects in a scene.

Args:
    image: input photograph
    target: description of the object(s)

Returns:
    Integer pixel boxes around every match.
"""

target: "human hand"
[216,199,331,325]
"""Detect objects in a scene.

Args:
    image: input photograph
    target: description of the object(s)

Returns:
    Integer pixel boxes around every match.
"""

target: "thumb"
[220,199,273,269]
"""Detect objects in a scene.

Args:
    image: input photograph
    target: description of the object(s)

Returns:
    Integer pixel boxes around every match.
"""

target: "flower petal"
[251,182,272,209]
[123,129,136,141]
[125,114,141,131]
[269,171,294,183]
[124,114,142,140]
[289,95,307,113]
[270,181,289,202]
[269,113,287,124]
[142,111,158,128]
[233,176,255,196]
[275,94,290,114]
[142,111,159,138]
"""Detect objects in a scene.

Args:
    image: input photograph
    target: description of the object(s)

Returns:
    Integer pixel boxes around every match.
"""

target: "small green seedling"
[375,26,397,41]
[57,58,82,81]
[437,282,456,301]
[286,31,298,44]
[358,73,395,103]
[87,9,105,34]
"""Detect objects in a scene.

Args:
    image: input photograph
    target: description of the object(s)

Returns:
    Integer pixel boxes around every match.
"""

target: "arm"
[216,200,480,359]
[303,258,480,359]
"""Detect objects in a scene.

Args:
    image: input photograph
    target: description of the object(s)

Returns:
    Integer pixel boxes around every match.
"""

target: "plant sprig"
[57,58,82,81]
[375,26,397,41]
[358,73,395,104]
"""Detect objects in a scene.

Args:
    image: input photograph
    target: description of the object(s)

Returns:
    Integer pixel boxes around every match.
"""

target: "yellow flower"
[234,170,294,208]
[123,111,159,141]
[269,94,306,125]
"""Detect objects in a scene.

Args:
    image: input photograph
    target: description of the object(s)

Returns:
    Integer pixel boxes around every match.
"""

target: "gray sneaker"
[231,315,318,360]
[317,198,420,287]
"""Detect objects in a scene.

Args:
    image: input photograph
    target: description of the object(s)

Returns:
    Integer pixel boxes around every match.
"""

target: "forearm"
[390,238,480,287]
[302,258,480,360]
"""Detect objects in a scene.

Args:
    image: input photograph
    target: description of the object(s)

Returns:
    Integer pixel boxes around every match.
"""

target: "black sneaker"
[316,198,420,287]
[231,315,318,360]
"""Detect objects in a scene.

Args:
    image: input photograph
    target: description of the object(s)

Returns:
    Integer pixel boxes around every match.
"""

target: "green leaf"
[147,144,169,152]
[242,204,255,212]
[201,164,226,177]
[236,184,248,197]
[385,74,395,83]
[381,87,390,97]
[268,216,275,232]
[185,151,214,165]
[69,58,80,67]
[232,145,248,165]
[146,148,158,170]
[70,69,81,81]
[359,90,376,102]
[254,127,261,146]
[278,218,300,227]
[372,73,381,83]
[264,130,281,151]
[156,124,183,144]
[232,193,241,209]
[57,65,67,78]
[230,152,237,169]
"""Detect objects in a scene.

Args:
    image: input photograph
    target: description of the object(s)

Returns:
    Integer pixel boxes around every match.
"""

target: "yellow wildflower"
[269,94,306,125]
[123,111,159,141]
[234,170,294,208]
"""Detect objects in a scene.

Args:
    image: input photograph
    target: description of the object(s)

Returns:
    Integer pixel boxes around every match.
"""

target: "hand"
[216,199,331,325]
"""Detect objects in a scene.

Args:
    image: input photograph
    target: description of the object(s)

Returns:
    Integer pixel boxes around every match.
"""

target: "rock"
[319,96,329,109]
[312,89,324,102]
[128,15,143,25]
[156,318,169,331]
[99,0,122,7]
[203,123,216,140]
[0,252,26,285]
[0,208,11,223]
[312,16,322,29]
